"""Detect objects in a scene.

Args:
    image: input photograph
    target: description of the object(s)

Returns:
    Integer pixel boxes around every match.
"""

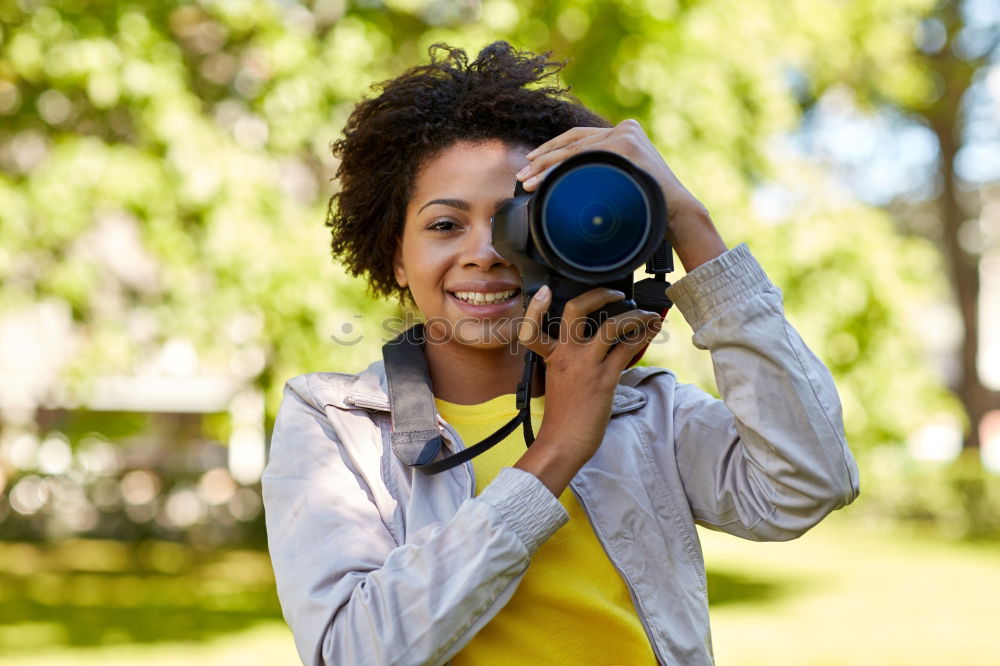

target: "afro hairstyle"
[325,41,610,303]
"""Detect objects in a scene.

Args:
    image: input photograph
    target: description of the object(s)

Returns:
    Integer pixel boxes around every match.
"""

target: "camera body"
[492,150,673,336]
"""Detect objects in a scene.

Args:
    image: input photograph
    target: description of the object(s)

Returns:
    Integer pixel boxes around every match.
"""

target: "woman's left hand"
[516,119,727,272]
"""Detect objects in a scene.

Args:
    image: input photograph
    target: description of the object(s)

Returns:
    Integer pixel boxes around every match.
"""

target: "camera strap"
[382,324,539,475]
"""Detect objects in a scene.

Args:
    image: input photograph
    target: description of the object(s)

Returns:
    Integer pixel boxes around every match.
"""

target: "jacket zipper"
[344,396,389,411]
[568,483,670,666]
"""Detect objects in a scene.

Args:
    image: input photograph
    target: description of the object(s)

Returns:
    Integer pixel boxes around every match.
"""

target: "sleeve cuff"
[479,467,569,553]
[666,243,777,331]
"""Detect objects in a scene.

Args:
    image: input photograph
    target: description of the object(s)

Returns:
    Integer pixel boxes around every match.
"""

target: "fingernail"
[516,166,530,179]
[523,175,538,189]
[536,285,551,301]
[526,149,538,159]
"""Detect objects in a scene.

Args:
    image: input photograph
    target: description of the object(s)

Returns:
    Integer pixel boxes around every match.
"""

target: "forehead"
[409,140,530,203]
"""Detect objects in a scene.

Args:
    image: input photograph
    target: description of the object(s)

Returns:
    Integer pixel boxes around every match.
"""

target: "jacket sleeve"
[664,243,860,541]
[261,380,568,666]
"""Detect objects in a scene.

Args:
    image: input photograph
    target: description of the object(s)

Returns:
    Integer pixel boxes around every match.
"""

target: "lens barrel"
[491,149,668,329]
[530,151,665,283]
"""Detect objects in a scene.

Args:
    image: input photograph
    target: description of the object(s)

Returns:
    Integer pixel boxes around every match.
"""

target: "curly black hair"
[326,41,610,303]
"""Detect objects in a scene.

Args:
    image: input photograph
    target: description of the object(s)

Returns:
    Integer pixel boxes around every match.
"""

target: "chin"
[463,338,518,352]
[424,317,520,351]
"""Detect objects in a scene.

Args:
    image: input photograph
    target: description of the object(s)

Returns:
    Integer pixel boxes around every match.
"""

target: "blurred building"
[0,298,266,544]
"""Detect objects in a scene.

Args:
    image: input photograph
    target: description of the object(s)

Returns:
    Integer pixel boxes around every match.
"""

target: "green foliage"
[0,0,955,449]
[858,447,1000,539]
[747,167,956,450]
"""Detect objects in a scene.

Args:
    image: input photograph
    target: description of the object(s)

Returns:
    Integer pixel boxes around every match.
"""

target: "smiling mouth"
[448,288,521,306]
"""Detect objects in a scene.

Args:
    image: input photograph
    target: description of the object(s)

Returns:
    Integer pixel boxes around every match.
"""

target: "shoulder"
[616,365,722,423]
[609,365,679,416]
[266,362,388,480]
[282,360,388,413]
[619,364,677,388]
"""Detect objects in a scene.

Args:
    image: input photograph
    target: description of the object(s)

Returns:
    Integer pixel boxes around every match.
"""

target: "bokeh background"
[1,0,999,664]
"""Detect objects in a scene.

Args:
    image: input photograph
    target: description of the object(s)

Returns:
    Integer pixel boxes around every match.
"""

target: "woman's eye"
[428,218,460,232]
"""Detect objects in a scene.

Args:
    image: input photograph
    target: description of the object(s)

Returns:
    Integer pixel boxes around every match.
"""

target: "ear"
[392,240,408,288]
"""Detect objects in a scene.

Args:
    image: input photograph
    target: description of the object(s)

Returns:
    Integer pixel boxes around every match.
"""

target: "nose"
[460,220,510,270]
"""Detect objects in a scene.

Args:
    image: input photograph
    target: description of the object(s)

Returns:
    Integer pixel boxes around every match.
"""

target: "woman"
[262,42,859,666]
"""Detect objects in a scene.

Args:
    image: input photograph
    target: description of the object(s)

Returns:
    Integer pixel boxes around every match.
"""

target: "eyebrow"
[417,197,511,214]
[418,198,470,214]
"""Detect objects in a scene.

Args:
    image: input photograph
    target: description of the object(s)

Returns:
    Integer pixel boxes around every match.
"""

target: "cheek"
[413,263,447,297]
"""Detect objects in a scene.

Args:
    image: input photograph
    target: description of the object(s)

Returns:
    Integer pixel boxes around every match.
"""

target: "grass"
[0,538,293,664]
[2,519,998,665]
[1,624,298,666]
[702,517,1000,666]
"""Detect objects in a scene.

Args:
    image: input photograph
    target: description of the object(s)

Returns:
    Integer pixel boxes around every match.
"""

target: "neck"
[423,340,544,405]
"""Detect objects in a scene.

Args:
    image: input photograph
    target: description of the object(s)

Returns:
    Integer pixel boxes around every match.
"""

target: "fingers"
[606,315,662,370]
[595,310,661,351]
[519,286,629,354]
[588,309,661,368]
[518,120,654,191]
[561,288,626,345]
[519,287,662,368]
[524,120,642,162]
[517,285,555,358]
[524,126,598,161]
[518,128,607,191]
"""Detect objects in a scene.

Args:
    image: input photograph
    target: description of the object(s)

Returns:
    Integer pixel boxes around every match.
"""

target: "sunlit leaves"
[0,0,954,445]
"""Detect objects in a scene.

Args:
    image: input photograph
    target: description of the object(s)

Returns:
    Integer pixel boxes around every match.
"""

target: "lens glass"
[540,164,651,273]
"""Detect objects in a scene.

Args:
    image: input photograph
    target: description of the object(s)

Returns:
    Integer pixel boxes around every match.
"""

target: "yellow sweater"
[436,393,656,666]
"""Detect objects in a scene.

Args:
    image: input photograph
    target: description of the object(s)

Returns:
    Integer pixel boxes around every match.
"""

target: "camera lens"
[539,163,651,274]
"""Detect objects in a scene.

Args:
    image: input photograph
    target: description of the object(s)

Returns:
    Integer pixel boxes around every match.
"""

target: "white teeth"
[453,289,517,305]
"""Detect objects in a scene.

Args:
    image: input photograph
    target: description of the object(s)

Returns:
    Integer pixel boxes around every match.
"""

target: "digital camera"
[492,150,674,335]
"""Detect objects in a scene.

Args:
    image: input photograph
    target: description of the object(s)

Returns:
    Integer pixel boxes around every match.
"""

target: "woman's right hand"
[513,285,662,496]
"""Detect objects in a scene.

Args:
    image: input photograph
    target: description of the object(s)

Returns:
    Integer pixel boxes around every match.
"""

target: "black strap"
[517,350,539,446]
[415,410,526,474]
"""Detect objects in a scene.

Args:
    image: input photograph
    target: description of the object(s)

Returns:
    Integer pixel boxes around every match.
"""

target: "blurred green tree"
[915,0,1000,452]
[0,0,957,455]
[785,0,1000,451]
[864,0,1000,449]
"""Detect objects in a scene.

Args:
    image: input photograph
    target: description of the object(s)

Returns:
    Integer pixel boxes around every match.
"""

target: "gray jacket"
[262,244,860,666]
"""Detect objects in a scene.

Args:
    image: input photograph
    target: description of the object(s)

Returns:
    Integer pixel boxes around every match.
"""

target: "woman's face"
[393,139,530,350]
